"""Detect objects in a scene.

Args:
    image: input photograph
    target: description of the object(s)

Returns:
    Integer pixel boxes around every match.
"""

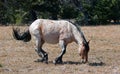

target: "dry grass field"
[0,25,120,74]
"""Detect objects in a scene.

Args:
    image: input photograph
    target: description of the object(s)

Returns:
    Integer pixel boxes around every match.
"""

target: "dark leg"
[34,34,48,63]
[35,48,48,63]
[53,40,67,64]
[84,51,88,63]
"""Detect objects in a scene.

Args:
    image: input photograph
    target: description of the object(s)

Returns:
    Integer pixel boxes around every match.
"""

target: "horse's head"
[79,40,90,63]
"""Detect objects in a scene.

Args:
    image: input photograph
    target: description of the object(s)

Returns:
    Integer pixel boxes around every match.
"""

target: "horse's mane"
[68,20,87,44]
[67,20,80,31]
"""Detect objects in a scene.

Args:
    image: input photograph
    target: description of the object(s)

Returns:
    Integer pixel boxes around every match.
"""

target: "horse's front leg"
[53,40,67,64]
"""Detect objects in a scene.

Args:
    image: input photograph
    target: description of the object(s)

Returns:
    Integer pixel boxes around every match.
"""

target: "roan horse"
[13,19,90,64]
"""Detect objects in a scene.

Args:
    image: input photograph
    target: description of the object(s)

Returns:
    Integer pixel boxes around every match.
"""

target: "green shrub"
[0,64,2,67]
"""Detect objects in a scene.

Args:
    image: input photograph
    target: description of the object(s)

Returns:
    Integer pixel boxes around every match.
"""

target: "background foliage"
[0,0,120,25]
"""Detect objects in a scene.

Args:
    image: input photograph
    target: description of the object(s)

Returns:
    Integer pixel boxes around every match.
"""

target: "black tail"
[12,27,31,42]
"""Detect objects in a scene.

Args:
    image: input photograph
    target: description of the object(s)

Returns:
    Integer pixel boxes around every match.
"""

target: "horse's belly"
[43,34,59,44]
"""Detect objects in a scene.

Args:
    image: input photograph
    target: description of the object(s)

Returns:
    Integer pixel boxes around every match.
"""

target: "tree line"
[0,0,120,25]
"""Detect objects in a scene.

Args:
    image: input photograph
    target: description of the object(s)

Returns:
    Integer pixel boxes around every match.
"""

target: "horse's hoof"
[53,60,63,65]
[81,60,88,64]
[53,61,60,65]
[44,61,48,64]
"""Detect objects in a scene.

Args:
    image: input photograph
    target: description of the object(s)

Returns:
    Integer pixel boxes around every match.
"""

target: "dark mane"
[68,20,87,44]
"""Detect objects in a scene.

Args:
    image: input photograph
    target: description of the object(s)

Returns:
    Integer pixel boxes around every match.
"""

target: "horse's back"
[29,19,75,44]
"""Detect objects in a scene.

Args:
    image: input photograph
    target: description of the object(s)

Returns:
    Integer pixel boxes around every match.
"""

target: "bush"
[0,64,2,67]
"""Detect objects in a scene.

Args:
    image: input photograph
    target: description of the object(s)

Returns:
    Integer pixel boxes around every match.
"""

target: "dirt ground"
[0,25,120,74]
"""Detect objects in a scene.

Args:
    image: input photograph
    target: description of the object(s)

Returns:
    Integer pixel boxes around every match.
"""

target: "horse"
[13,19,90,64]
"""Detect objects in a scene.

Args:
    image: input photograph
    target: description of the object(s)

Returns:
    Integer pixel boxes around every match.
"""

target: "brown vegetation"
[0,25,120,74]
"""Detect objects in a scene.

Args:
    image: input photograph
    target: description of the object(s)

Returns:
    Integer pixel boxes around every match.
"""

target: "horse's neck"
[73,26,87,46]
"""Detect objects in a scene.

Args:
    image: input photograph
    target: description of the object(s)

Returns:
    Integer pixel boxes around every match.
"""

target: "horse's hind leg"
[35,48,48,63]
[53,40,67,64]
[34,34,48,63]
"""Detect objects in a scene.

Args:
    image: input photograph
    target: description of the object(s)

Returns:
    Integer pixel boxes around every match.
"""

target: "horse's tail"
[12,27,31,42]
